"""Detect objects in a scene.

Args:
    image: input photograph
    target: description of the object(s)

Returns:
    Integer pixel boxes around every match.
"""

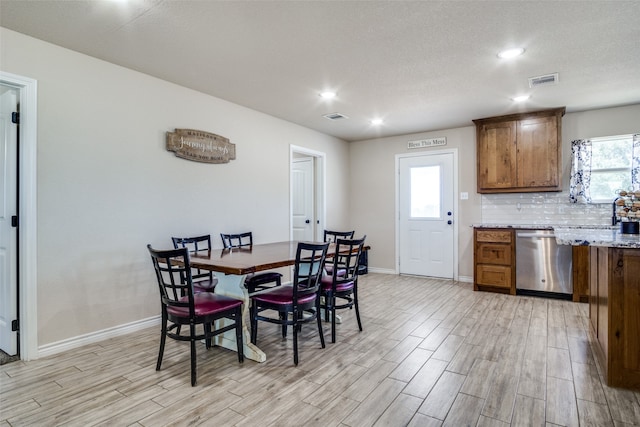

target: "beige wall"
[1,28,350,347]
[349,104,640,279]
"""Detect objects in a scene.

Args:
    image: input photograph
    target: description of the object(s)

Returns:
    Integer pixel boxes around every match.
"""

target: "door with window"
[399,152,454,278]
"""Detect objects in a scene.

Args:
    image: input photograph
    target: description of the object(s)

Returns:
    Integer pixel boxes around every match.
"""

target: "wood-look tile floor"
[2,273,640,426]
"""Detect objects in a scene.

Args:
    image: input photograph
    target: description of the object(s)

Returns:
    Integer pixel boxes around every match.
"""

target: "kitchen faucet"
[612,197,621,226]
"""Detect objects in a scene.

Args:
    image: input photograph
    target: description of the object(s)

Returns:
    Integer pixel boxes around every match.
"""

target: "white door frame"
[395,149,459,280]
[289,145,325,242]
[0,71,38,360]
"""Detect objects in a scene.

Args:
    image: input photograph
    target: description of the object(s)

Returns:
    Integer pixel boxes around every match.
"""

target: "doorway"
[397,150,458,279]
[0,72,38,361]
[290,145,325,242]
[0,85,18,357]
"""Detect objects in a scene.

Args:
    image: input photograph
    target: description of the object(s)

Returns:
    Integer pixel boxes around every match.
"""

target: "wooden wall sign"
[166,129,236,163]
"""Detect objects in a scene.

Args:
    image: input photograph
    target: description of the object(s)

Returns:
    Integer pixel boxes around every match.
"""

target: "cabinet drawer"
[476,265,512,288]
[476,229,512,243]
[476,243,512,265]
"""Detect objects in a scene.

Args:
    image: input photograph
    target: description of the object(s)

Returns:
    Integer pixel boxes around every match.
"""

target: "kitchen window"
[570,133,639,203]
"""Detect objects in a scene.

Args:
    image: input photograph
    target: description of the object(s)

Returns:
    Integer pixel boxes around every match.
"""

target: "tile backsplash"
[481,191,612,226]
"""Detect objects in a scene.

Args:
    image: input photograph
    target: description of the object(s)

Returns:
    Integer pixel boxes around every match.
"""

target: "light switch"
[460,192,469,200]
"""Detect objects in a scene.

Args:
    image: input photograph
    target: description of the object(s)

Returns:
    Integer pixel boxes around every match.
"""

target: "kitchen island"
[555,226,640,390]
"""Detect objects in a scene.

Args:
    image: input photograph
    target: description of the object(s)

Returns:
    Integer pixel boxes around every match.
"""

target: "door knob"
[447,220,452,225]
[305,220,310,224]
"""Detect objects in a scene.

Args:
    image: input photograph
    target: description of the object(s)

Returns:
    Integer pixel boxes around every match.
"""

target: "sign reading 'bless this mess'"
[166,129,236,164]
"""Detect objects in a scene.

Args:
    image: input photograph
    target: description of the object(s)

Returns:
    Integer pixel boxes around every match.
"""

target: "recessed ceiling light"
[319,91,337,99]
[370,118,383,126]
[497,47,525,59]
[512,95,530,102]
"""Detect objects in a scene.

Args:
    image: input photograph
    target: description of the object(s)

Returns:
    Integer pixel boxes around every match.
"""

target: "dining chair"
[323,229,355,242]
[220,232,283,293]
[171,235,218,293]
[147,245,244,386]
[323,229,355,277]
[250,241,329,365]
[320,236,366,343]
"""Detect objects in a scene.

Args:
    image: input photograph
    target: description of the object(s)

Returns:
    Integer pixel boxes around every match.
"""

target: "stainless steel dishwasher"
[515,229,573,298]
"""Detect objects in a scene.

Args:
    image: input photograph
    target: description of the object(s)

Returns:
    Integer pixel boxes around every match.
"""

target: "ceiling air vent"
[528,73,559,88]
[323,112,349,121]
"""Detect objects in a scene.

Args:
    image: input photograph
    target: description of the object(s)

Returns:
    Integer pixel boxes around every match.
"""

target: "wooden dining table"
[189,240,361,362]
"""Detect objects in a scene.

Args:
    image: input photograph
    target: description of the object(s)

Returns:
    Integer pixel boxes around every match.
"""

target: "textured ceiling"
[1,0,639,141]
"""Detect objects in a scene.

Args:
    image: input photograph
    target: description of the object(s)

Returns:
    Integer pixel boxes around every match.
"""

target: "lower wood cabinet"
[474,228,515,295]
[589,246,640,390]
[572,246,590,303]
[474,228,589,301]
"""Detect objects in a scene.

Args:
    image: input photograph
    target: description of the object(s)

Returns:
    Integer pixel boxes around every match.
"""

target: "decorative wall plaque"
[407,137,447,149]
[166,129,236,163]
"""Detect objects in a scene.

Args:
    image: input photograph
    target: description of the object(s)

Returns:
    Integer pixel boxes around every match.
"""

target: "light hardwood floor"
[2,273,640,426]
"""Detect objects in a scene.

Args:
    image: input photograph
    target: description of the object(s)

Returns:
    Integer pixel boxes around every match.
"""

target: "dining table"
[188,240,366,362]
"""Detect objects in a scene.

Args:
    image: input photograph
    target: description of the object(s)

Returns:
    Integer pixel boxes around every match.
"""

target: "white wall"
[349,104,640,280]
[1,28,350,348]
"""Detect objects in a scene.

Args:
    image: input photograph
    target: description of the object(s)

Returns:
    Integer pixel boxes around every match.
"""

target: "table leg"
[213,273,266,363]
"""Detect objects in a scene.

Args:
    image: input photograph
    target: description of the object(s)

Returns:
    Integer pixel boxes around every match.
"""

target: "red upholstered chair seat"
[324,265,346,277]
[167,293,243,318]
[251,285,317,306]
[321,275,354,292]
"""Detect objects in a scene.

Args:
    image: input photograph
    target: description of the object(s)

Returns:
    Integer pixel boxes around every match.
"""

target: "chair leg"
[156,315,167,371]
[324,297,330,324]
[250,302,258,345]
[280,312,287,338]
[331,295,337,344]
[354,288,363,332]
[204,323,212,349]
[316,299,325,349]
[235,307,244,363]
[190,324,197,387]
[293,311,299,365]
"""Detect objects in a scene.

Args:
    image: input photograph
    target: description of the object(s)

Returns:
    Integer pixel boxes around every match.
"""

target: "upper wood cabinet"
[474,107,565,193]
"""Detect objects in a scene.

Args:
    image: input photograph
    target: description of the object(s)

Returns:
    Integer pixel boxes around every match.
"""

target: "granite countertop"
[554,226,640,248]
[473,224,554,229]
[474,223,640,248]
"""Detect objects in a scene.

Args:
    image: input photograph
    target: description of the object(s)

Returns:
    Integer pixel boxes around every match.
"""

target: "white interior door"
[399,152,454,278]
[0,87,18,355]
[291,157,315,241]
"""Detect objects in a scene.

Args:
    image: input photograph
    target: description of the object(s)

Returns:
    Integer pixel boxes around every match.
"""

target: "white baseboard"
[365,269,473,283]
[365,267,397,275]
[38,316,161,358]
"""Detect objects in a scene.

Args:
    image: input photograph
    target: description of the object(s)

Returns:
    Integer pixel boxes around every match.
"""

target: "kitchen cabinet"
[474,107,565,193]
[589,246,640,390]
[572,246,589,303]
[473,228,515,295]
